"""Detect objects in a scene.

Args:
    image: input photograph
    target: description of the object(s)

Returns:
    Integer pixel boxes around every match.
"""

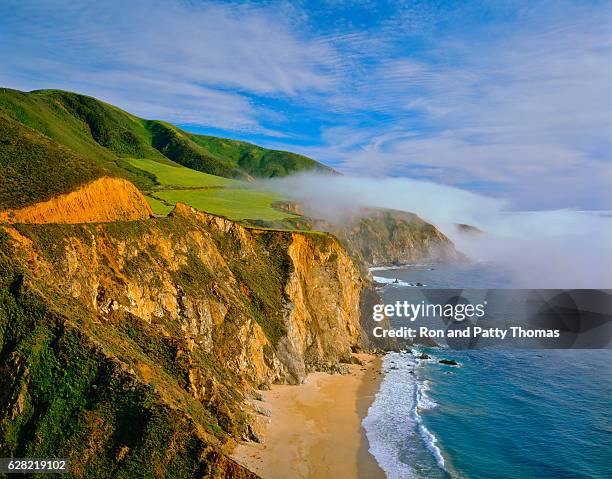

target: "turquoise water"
[421,348,612,478]
[365,264,612,478]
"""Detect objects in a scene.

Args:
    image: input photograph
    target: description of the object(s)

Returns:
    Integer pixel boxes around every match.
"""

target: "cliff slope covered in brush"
[0,85,462,479]
[260,205,463,269]
[0,193,384,477]
[326,209,463,267]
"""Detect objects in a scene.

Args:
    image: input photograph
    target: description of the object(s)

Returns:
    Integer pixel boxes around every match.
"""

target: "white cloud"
[0,0,336,132]
[263,172,612,287]
[293,2,612,209]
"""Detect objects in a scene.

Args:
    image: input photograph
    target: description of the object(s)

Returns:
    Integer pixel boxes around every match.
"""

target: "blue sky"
[1,0,610,210]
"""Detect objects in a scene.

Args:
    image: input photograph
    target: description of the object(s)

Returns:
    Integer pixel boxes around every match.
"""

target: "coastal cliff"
[0,202,382,477]
[1,86,460,479]
[261,205,464,269]
[324,209,463,267]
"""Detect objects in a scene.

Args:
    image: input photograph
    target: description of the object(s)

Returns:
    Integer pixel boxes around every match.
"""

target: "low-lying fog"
[261,173,612,288]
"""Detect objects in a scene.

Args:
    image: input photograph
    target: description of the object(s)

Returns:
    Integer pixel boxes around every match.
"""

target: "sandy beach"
[232,354,385,479]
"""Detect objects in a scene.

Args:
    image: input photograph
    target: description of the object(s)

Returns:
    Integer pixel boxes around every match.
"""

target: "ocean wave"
[410,351,448,473]
[416,380,437,410]
[416,421,447,472]
[369,265,414,271]
[363,352,448,479]
[363,353,419,478]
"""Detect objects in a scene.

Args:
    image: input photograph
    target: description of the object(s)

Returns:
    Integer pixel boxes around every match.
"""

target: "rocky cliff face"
[320,209,464,269]
[0,203,382,478]
[0,176,153,224]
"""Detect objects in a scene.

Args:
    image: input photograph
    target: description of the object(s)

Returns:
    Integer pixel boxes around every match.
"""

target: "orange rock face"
[0,176,153,224]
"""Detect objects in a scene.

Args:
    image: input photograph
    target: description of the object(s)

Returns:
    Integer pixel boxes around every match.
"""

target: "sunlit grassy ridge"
[126,157,294,221]
[126,158,239,188]
[153,189,296,221]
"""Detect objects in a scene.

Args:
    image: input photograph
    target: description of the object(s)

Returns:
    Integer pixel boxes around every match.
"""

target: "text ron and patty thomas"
[371,300,561,340]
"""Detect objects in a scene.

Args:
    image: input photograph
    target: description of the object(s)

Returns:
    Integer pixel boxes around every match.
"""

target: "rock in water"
[439,359,459,366]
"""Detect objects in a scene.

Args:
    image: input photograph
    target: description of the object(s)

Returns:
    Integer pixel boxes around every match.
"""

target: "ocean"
[364,264,612,479]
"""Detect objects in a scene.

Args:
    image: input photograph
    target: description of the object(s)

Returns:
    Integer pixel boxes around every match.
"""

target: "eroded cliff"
[0,176,153,224]
[323,209,463,268]
[0,203,380,478]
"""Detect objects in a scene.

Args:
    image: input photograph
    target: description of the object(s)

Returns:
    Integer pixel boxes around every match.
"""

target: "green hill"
[0,113,106,210]
[0,87,331,221]
[0,88,332,183]
[188,134,333,178]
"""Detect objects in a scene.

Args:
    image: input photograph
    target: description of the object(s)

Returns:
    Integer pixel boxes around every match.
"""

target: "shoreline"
[356,355,387,479]
[232,354,386,479]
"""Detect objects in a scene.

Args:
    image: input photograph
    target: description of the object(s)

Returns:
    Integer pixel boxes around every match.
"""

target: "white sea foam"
[417,421,447,471]
[363,352,449,479]
[416,380,437,410]
[363,353,419,478]
[413,380,446,470]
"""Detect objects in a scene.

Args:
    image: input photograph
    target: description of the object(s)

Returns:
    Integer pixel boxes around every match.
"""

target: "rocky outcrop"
[455,223,483,235]
[322,209,464,268]
[0,176,153,224]
[439,359,459,366]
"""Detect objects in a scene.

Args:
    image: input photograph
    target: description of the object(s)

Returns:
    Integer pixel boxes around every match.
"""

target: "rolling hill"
[125,157,297,221]
[0,88,332,184]
[0,113,106,210]
[0,87,332,221]
[0,86,459,266]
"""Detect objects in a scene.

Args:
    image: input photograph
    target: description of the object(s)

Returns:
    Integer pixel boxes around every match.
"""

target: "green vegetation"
[0,225,255,477]
[189,134,334,178]
[0,263,208,477]
[0,87,332,188]
[0,87,328,224]
[144,195,175,216]
[126,156,297,221]
[126,158,239,188]
[0,114,106,209]
[147,121,246,179]
[153,189,297,221]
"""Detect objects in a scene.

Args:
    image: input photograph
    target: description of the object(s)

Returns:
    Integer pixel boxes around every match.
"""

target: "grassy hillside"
[126,158,239,189]
[0,88,168,192]
[0,87,329,221]
[189,134,334,178]
[125,157,296,221]
[0,113,106,209]
[0,88,332,182]
[153,189,295,221]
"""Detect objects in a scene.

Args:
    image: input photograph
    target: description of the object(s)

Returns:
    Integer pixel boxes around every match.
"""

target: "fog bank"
[262,173,612,288]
